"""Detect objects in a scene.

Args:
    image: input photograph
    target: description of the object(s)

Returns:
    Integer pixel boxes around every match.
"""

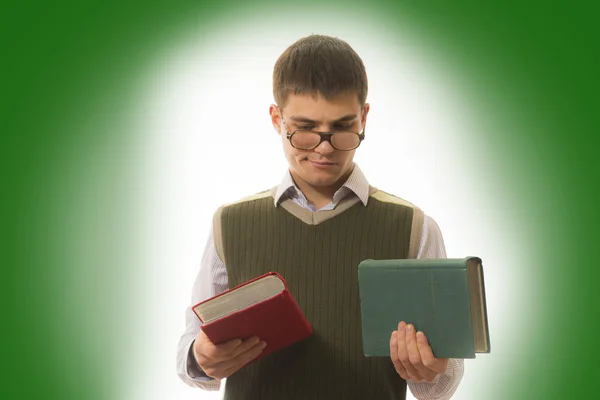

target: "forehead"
[282,92,362,121]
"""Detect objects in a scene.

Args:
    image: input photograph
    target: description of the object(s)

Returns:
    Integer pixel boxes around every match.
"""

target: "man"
[177,34,464,399]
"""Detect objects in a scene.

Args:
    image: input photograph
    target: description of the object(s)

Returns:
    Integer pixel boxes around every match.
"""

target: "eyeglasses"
[281,116,365,151]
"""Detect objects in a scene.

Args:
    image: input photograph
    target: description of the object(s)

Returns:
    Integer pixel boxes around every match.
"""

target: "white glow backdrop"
[127,6,535,400]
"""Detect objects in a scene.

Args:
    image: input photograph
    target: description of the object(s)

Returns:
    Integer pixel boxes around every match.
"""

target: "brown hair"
[273,35,368,108]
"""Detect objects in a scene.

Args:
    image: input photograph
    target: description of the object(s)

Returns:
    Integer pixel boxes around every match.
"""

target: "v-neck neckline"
[271,186,378,226]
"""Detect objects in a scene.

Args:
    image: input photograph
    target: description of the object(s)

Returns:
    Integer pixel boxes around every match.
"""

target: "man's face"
[270,92,370,190]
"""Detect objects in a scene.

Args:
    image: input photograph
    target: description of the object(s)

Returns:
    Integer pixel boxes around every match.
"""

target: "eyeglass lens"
[291,132,360,150]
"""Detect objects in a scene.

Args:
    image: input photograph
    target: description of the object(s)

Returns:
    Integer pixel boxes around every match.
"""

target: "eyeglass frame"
[280,113,366,151]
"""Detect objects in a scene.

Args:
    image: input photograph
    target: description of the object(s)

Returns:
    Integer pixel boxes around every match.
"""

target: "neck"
[290,165,354,210]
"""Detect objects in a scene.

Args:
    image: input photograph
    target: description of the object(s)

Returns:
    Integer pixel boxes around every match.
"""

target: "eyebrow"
[289,114,359,124]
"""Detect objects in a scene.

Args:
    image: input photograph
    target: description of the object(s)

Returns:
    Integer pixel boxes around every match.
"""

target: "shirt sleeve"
[175,225,229,390]
[407,214,465,400]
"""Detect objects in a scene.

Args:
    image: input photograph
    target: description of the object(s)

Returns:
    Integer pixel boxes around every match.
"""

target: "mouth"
[305,159,337,168]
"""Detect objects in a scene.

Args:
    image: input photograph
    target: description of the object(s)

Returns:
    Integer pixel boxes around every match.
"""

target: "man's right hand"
[192,330,267,379]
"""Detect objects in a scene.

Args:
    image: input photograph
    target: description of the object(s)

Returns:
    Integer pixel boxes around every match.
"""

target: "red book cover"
[192,272,313,362]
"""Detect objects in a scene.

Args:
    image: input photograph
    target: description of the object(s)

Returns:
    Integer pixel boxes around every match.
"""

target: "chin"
[292,160,348,186]
[304,174,342,187]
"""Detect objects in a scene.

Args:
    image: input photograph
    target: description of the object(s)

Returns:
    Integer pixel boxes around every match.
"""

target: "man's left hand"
[389,321,449,383]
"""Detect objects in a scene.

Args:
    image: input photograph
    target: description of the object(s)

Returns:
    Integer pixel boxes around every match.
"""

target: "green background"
[3,0,598,398]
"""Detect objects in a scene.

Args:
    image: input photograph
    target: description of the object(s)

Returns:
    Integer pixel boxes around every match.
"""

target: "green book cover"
[358,257,490,359]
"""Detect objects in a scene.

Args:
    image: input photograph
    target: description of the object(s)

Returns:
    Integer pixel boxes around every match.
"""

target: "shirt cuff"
[407,358,464,400]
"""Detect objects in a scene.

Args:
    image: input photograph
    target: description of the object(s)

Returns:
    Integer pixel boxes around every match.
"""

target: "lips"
[308,160,336,166]
[306,160,337,170]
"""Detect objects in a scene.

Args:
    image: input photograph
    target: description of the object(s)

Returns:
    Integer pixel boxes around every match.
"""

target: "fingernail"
[406,324,413,333]
[398,322,405,332]
[417,331,425,340]
[260,341,267,349]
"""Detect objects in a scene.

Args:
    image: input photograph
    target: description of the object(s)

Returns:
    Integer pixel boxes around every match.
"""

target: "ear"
[269,104,282,135]
[362,103,371,126]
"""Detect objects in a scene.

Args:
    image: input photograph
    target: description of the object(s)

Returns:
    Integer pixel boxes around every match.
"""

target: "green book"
[358,257,490,359]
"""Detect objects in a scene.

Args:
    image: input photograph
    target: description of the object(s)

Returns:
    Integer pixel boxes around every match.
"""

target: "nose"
[314,139,335,155]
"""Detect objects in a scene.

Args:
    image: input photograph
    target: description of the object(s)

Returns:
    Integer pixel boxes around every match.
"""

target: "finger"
[389,331,409,380]
[416,332,449,376]
[397,322,421,381]
[208,336,258,362]
[203,340,266,379]
[227,336,262,359]
[221,340,267,376]
[405,323,428,381]
[201,362,228,380]
[214,337,246,353]
[195,330,244,362]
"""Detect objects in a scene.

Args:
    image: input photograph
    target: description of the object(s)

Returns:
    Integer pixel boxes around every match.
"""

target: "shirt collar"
[273,163,370,207]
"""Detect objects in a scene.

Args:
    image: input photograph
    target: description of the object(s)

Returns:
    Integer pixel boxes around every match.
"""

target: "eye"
[335,123,354,131]
[297,125,315,131]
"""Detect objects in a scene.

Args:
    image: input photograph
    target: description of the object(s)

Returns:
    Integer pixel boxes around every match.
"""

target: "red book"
[192,272,313,362]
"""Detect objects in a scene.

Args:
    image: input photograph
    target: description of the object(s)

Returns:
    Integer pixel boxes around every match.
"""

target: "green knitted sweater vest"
[215,188,423,400]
